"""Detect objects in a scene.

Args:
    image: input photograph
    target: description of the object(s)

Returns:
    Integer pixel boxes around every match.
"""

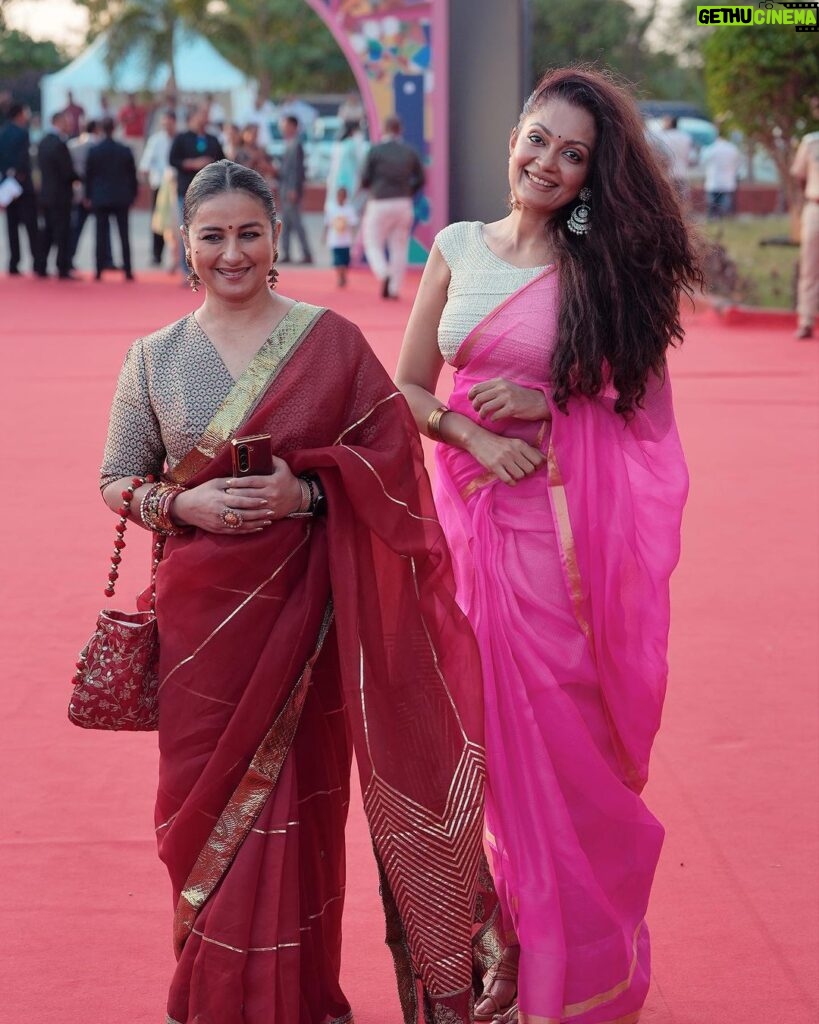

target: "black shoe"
[381,277,390,299]
[94,272,103,281]
[795,325,813,340]
[298,256,314,265]
[35,269,49,278]
[8,267,20,276]
[125,272,135,281]
[58,272,79,281]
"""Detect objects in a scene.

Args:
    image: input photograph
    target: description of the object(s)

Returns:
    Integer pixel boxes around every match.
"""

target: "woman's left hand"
[468,378,551,422]
[225,456,303,518]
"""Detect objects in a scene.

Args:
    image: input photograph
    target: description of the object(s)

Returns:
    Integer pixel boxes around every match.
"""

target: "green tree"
[704,24,819,206]
[200,0,354,97]
[528,0,703,104]
[76,0,206,91]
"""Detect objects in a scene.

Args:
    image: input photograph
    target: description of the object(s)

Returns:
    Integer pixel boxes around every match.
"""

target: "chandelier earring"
[268,248,279,289]
[567,187,592,236]
[508,191,521,212]
[187,263,201,292]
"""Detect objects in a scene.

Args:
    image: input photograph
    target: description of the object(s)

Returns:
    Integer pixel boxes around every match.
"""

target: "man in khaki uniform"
[791,98,819,340]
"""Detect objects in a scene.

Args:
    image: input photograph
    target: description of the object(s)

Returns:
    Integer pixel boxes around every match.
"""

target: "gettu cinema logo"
[697,2,819,29]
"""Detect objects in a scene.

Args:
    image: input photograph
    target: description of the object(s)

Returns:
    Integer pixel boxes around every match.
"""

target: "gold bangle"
[287,478,313,519]
[427,405,449,441]
[297,478,311,513]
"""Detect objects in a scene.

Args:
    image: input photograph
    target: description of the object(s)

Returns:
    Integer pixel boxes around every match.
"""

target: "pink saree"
[434,270,688,1023]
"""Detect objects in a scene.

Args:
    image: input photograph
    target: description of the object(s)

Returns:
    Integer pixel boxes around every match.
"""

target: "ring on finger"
[221,507,243,529]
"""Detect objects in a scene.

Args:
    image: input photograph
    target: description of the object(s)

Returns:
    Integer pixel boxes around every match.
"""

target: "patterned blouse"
[435,221,550,363]
[100,313,244,487]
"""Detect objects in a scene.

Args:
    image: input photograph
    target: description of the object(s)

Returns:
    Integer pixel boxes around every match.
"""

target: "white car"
[305,116,342,183]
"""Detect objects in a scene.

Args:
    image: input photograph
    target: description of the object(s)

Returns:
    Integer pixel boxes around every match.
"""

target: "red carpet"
[1,269,816,1023]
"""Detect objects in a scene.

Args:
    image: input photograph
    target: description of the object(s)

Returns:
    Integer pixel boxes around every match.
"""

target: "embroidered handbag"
[69,609,160,730]
[69,477,164,731]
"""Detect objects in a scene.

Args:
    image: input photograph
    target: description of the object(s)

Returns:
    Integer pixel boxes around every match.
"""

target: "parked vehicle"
[306,115,342,182]
[638,100,708,121]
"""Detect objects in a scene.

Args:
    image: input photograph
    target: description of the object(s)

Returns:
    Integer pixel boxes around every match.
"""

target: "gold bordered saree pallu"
[153,304,486,1024]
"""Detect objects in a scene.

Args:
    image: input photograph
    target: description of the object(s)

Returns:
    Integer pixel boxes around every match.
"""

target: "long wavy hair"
[518,68,703,416]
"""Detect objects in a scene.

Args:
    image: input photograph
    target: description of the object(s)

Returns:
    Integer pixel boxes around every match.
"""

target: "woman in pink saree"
[396,69,704,1023]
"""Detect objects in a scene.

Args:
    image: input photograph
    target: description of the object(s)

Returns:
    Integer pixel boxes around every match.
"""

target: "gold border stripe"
[173,602,335,954]
[546,439,591,639]
[333,390,403,445]
[521,1013,641,1024]
[169,303,324,485]
[564,922,642,1017]
[460,470,496,501]
[160,530,312,691]
[515,923,643,1022]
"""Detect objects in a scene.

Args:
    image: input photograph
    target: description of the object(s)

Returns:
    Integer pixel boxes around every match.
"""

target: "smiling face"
[186,190,280,302]
[509,98,596,217]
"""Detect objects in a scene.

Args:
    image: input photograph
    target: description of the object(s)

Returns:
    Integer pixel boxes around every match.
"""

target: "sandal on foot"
[474,947,519,1021]
[493,1003,518,1024]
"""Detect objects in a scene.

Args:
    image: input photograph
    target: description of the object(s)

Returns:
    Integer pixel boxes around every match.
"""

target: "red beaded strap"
[105,476,165,610]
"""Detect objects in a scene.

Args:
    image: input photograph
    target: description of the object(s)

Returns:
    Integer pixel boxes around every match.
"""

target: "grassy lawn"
[699,215,798,310]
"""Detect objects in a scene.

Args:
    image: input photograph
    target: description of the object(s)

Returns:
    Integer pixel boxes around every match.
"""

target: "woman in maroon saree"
[100,161,485,1023]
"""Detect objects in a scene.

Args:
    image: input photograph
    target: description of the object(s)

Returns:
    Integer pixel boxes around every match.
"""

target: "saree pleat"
[433,272,686,1023]
[150,306,485,1023]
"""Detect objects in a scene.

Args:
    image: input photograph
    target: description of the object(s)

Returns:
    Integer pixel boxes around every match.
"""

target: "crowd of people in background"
[1,86,817,338]
[0,87,378,284]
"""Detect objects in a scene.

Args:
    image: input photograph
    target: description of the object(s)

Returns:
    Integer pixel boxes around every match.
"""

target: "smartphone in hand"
[230,434,274,477]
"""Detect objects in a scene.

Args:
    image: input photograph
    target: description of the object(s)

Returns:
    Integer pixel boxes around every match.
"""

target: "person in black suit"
[35,110,79,279]
[169,105,224,274]
[85,117,138,281]
[0,103,41,275]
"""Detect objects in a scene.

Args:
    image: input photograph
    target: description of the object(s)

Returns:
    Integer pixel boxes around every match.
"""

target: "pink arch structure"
[303,0,448,256]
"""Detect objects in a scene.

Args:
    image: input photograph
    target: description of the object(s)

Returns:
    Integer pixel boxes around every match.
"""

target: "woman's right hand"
[173,477,274,534]
[464,424,545,486]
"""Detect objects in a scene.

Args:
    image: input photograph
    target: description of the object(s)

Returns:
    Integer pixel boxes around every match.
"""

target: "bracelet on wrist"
[287,474,326,518]
[306,475,325,515]
[139,481,189,535]
[287,476,314,519]
[426,405,449,441]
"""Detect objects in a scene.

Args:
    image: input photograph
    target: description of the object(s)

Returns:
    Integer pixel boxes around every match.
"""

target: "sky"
[5,0,90,50]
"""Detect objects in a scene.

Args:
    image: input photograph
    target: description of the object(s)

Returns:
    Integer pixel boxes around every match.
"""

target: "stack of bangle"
[139,481,188,535]
[427,405,449,441]
[287,474,326,519]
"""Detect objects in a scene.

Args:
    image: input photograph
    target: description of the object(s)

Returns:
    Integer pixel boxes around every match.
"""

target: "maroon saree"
[151,303,485,1024]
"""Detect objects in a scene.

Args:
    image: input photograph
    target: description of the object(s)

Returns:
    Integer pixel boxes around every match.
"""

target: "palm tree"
[77,0,207,93]
[75,0,353,99]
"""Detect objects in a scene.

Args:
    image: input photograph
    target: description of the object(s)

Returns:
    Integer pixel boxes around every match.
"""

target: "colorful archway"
[303,0,447,259]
